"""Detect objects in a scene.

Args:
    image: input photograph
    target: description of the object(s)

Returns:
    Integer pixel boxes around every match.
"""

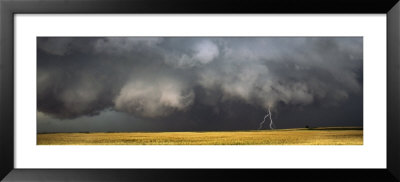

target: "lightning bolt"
[268,107,274,130]
[258,112,269,130]
[258,106,275,130]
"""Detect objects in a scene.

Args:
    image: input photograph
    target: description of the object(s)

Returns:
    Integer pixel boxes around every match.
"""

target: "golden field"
[37,127,362,145]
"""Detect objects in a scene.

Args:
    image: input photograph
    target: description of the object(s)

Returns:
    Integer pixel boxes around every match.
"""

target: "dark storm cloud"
[37,37,362,131]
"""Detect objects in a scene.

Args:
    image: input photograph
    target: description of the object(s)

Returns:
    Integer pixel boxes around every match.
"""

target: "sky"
[37,37,363,133]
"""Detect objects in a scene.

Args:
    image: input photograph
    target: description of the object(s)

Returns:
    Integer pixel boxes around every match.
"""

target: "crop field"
[37,127,363,145]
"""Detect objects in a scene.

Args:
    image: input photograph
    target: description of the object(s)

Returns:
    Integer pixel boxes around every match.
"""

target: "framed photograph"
[1,0,399,181]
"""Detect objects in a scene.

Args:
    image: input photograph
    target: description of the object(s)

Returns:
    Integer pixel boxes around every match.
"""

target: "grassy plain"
[37,127,362,145]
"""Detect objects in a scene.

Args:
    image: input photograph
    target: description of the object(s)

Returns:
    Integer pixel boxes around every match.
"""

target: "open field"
[37,127,363,145]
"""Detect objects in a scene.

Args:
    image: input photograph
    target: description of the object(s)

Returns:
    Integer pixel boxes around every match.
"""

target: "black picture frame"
[1,0,399,181]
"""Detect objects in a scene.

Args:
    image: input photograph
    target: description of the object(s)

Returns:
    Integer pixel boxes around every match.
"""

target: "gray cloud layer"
[37,37,362,131]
